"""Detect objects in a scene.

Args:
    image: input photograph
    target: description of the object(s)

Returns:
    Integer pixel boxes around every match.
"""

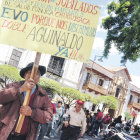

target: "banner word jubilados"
[0,0,100,63]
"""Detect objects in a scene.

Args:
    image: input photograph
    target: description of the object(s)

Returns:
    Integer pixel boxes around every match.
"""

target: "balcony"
[132,102,140,111]
[82,81,108,95]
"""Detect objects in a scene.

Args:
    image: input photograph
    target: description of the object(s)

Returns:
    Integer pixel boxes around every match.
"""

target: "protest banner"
[124,108,136,121]
[0,0,100,63]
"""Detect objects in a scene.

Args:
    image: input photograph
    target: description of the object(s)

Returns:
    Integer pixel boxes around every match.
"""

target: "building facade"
[0,45,140,123]
[78,60,140,123]
[122,83,140,124]
[0,45,83,89]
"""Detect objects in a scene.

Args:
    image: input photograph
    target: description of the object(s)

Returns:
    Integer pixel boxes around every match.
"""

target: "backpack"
[103,116,110,124]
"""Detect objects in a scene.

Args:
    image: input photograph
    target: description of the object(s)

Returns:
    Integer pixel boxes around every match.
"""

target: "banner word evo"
[0,0,100,63]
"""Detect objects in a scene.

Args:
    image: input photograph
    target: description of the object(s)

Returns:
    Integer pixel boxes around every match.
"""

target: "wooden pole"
[15,52,41,133]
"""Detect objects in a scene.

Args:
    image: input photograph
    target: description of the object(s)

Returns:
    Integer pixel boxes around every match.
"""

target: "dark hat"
[20,62,46,78]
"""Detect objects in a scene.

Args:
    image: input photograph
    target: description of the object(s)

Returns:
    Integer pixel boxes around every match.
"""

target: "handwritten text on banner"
[0,0,100,63]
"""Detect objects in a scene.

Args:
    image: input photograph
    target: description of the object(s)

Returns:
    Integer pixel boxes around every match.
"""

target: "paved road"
[44,133,102,140]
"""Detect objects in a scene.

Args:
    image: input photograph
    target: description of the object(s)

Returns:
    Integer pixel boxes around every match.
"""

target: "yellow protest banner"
[0,0,100,63]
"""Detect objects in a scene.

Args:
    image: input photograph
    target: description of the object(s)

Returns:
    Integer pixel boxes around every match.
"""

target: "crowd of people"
[36,99,86,140]
[36,101,140,139]
[0,62,139,140]
[84,110,140,138]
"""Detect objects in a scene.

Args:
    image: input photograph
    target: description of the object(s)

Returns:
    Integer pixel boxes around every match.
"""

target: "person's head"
[57,101,62,108]
[117,115,122,120]
[75,100,84,112]
[64,104,69,110]
[97,109,101,112]
[86,110,89,115]
[20,62,46,84]
[94,113,97,116]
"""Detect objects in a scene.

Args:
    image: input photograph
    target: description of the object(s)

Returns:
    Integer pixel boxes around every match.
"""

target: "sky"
[0,0,139,88]
[80,0,140,88]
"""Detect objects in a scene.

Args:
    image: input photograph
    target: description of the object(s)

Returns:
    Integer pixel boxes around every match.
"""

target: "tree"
[84,94,98,105]
[102,0,140,63]
[0,64,22,88]
[60,87,85,105]
[39,78,61,94]
[97,95,118,111]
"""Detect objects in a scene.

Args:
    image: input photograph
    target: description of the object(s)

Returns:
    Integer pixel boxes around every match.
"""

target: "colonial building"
[0,45,140,123]
[0,45,83,89]
[122,83,140,124]
[78,60,113,95]
[105,66,131,116]
[78,59,140,123]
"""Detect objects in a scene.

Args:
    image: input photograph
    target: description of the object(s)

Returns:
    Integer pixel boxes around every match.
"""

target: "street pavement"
[44,133,102,140]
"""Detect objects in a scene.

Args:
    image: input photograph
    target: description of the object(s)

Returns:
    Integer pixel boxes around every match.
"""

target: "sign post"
[15,52,41,133]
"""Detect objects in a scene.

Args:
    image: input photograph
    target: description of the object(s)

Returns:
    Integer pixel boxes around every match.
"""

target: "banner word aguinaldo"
[0,0,100,63]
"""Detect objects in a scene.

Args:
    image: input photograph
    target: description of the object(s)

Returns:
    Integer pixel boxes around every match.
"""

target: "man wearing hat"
[60,100,87,140]
[0,62,53,140]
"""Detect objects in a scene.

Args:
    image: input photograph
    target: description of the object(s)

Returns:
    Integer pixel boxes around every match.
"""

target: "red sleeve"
[51,103,56,114]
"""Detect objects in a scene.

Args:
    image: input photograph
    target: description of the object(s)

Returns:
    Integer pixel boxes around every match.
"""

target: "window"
[129,95,133,104]
[138,98,140,103]
[82,72,91,87]
[8,49,22,67]
[47,56,65,77]
[98,79,104,86]
[115,88,120,97]
[86,72,91,81]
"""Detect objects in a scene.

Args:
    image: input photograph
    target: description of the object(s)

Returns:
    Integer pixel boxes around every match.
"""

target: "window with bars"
[47,56,65,77]
[128,95,133,104]
[115,88,120,98]
[98,79,104,86]
[138,98,140,103]
[8,49,22,67]
[85,72,91,81]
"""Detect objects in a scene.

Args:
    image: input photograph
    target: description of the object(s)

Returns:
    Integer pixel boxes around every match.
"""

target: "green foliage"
[61,87,85,100]
[60,87,85,105]
[97,95,118,110]
[84,94,98,105]
[0,64,22,87]
[39,78,61,94]
[102,0,140,63]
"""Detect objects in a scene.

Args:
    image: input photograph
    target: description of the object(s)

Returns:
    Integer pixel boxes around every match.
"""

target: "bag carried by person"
[103,116,111,124]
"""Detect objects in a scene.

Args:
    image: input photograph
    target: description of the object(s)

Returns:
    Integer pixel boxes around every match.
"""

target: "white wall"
[0,44,13,64]
[135,112,140,125]
[90,75,97,84]
[134,96,138,103]
[0,44,51,69]
[0,43,83,89]
[18,50,51,69]
[121,87,131,120]
[61,59,83,89]
[103,80,110,89]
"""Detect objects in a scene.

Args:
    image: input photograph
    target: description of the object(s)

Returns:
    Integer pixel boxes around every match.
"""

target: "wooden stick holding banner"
[15,52,41,133]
